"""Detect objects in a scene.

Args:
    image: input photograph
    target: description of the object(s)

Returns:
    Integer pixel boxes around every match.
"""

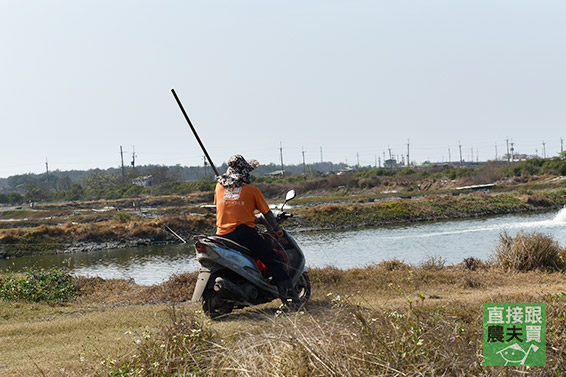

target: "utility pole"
[378,156,381,168]
[506,138,510,163]
[302,147,306,175]
[407,139,410,168]
[203,155,208,177]
[131,145,137,168]
[388,146,393,169]
[458,141,463,164]
[471,147,474,163]
[279,142,285,177]
[45,157,49,192]
[120,146,125,182]
[356,152,360,168]
[320,147,323,163]
[495,145,498,161]
[542,141,546,159]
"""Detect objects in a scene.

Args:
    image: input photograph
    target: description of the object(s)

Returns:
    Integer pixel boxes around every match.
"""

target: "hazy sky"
[1,1,565,178]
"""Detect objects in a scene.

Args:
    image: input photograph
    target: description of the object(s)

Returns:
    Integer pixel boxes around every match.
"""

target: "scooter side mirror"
[285,189,296,202]
[281,189,296,211]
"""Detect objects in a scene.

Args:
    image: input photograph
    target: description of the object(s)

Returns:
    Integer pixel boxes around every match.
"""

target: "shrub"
[492,231,566,271]
[113,212,138,223]
[419,255,446,271]
[378,259,410,271]
[0,268,77,302]
[461,257,485,271]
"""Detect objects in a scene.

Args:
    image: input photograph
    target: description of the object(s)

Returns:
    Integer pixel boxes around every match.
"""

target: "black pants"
[222,224,289,283]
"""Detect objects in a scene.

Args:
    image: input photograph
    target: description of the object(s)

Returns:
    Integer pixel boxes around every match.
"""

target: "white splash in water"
[554,207,566,223]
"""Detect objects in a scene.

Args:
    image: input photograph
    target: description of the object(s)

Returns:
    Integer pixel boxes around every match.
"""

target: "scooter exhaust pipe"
[214,277,249,300]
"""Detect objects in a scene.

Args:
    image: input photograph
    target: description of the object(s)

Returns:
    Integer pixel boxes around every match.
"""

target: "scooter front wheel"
[295,271,311,304]
[201,288,233,318]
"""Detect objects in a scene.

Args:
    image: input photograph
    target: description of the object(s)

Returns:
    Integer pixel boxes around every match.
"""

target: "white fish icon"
[496,343,539,366]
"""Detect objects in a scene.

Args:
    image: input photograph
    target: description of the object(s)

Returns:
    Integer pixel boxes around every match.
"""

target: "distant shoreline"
[2,187,566,258]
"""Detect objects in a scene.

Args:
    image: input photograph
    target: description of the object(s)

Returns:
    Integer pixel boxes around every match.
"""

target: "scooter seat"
[207,236,253,256]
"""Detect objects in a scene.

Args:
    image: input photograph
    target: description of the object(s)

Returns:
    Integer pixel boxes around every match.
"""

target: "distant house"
[513,154,528,162]
[337,167,355,175]
[132,175,153,187]
[266,170,285,177]
[384,159,398,169]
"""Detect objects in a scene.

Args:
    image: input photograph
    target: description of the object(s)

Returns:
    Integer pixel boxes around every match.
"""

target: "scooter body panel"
[194,241,280,300]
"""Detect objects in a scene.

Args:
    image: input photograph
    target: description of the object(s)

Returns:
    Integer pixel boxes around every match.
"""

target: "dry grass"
[2,266,566,376]
[99,267,566,376]
[492,231,566,271]
[0,303,171,377]
[0,215,214,257]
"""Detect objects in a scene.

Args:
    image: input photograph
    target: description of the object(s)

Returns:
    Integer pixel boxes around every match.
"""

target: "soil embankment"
[1,186,566,258]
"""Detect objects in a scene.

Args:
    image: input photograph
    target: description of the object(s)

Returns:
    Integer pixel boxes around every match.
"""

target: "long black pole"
[171,89,219,177]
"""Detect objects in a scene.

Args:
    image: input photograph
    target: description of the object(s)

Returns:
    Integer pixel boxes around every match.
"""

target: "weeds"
[462,256,486,271]
[419,255,446,271]
[0,268,77,302]
[103,307,216,377]
[113,212,140,223]
[492,231,566,271]
[101,292,566,376]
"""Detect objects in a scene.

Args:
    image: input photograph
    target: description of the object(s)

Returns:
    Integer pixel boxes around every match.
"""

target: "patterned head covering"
[217,155,259,188]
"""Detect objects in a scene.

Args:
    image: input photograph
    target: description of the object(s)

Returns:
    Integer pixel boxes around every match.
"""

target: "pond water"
[2,208,566,285]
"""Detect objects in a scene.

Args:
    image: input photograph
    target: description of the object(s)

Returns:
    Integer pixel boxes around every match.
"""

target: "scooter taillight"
[256,259,268,277]
[195,242,207,254]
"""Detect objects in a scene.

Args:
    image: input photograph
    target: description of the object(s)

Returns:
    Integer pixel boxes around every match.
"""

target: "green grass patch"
[296,190,565,229]
[0,268,77,302]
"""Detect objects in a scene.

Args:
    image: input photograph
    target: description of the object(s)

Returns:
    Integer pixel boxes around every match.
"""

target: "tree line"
[0,162,347,204]
[1,157,565,205]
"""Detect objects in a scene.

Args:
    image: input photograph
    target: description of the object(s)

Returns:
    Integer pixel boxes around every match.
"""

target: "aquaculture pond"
[2,209,566,285]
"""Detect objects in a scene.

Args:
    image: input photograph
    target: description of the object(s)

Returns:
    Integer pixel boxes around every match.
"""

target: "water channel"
[2,209,566,285]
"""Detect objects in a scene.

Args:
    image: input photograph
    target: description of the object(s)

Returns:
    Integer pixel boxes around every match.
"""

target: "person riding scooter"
[214,155,298,303]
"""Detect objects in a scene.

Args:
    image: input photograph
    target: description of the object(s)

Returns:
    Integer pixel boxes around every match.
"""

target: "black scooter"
[191,190,310,317]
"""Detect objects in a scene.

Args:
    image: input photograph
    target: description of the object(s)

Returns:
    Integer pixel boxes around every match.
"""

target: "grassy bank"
[1,263,566,376]
[0,215,215,257]
[295,189,566,229]
[2,187,566,257]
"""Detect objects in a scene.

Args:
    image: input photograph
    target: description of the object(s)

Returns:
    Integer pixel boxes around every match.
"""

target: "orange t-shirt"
[214,183,271,235]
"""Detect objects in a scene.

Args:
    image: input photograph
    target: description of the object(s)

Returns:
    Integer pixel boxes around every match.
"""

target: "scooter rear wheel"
[202,289,233,318]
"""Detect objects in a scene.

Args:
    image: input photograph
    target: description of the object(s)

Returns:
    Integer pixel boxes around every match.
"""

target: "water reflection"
[0,243,199,286]
[1,210,565,285]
